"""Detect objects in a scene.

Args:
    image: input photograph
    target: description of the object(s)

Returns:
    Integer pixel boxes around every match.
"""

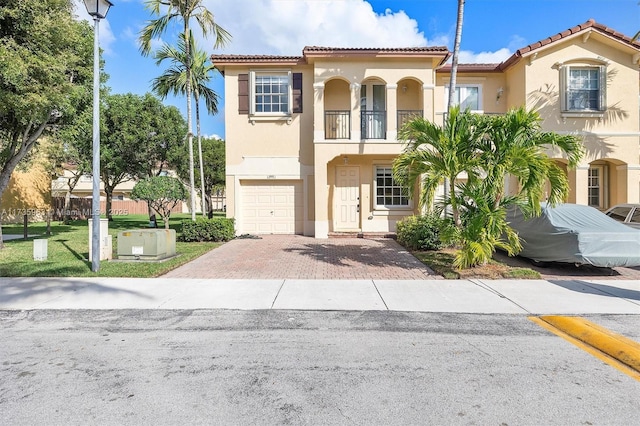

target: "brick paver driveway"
[163,235,439,280]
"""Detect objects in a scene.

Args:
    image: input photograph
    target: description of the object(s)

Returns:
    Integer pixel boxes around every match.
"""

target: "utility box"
[88,218,112,261]
[117,229,176,261]
[33,239,48,261]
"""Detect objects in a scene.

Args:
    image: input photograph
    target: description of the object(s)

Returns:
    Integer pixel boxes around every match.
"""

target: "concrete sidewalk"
[1,277,639,314]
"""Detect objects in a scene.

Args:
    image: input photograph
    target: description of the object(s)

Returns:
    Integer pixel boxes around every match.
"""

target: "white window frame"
[560,64,606,116]
[373,166,412,211]
[588,165,608,210]
[249,70,292,117]
[444,84,483,113]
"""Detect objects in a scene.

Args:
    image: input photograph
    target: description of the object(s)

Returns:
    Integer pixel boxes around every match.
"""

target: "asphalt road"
[1,310,639,425]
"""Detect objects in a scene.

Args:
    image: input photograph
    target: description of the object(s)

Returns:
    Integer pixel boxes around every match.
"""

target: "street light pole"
[84,0,113,272]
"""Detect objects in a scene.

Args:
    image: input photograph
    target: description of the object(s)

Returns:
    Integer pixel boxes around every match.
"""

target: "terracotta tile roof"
[213,46,451,68]
[437,63,501,73]
[303,46,449,55]
[214,20,639,72]
[210,54,304,65]
[499,19,640,70]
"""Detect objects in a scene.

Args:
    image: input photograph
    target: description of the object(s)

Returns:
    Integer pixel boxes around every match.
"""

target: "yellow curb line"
[529,316,640,382]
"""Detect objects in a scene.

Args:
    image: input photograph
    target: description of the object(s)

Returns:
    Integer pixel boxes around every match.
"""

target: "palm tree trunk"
[445,0,465,223]
[195,92,206,217]
[184,24,196,221]
[447,0,465,112]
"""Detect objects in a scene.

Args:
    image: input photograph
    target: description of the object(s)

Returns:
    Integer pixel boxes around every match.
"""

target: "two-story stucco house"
[213,20,640,238]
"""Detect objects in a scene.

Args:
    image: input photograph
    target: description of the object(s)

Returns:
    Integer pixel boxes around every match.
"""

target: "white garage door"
[241,180,303,234]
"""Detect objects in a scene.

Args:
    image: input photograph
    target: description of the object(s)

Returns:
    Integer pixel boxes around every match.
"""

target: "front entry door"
[335,166,360,230]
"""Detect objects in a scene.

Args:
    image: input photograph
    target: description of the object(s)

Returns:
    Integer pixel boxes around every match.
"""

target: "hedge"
[181,218,235,242]
[396,213,444,251]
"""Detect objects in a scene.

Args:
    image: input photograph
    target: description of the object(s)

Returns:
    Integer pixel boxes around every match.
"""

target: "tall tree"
[446,0,465,112]
[48,107,93,224]
[393,107,482,227]
[170,137,225,216]
[443,0,466,210]
[75,93,187,220]
[196,137,225,215]
[139,0,230,221]
[0,0,93,246]
[151,31,220,216]
[394,107,584,269]
[141,102,189,179]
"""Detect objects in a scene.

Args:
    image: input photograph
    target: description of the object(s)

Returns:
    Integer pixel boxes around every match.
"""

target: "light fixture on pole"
[84,0,113,272]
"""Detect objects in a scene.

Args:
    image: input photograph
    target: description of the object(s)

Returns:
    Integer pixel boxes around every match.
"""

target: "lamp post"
[83,0,113,272]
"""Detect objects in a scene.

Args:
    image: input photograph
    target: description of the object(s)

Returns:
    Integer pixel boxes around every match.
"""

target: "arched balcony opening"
[397,78,424,131]
[324,79,351,140]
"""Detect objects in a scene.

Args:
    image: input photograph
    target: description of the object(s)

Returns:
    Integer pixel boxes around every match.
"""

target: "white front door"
[335,166,360,230]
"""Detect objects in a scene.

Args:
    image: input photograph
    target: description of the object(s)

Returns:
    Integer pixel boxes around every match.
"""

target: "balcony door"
[361,84,386,139]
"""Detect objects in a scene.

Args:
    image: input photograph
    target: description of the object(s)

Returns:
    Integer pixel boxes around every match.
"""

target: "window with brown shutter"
[238,73,249,114]
[292,73,303,113]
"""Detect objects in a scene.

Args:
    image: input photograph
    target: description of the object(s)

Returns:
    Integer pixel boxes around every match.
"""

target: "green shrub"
[181,218,235,242]
[396,213,445,251]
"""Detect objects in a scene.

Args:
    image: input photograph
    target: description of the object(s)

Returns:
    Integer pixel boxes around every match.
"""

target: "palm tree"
[476,107,584,215]
[447,0,465,112]
[393,106,482,227]
[394,107,584,268]
[443,0,466,207]
[151,31,219,217]
[139,0,230,220]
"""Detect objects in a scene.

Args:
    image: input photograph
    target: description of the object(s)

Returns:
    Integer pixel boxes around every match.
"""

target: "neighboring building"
[50,169,219,218]
[213,20,640,238]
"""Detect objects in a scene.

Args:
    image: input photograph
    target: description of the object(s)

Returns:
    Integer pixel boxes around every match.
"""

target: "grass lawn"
[413,247,541,280]
[0,213,222,277]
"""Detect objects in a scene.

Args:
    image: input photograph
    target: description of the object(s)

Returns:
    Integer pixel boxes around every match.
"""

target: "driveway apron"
[163,235,439,280]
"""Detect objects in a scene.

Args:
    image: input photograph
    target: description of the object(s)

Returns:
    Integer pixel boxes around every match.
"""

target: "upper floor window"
[561,65,606,113]
[374,166,410,209]
[252,72,290,115]
[445,85,481,112]
[238,71,303,117]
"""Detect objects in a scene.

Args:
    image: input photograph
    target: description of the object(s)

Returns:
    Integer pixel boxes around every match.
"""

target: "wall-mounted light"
[343,156,348,165]
[402,84,408,93]
[496,87,504,103]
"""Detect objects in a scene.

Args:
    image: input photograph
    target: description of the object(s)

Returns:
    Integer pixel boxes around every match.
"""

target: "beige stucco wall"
[517,34,640,205]
[220,31,640,237]
[318,153,419,234]
[223,64,316,235]
[438,34,640,207]
[324,79,351,110]
[435,72,507,115]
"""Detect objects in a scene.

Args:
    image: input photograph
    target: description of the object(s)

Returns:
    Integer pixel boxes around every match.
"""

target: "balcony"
[397,110,423,130]
[324,110,351,139]
[361,110,386,139]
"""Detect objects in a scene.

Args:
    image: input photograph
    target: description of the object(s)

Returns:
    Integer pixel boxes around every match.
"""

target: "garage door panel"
[241,180,303,234]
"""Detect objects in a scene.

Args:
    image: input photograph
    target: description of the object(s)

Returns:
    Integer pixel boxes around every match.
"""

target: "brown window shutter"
[292,73,303,113]
[238,73,249,114]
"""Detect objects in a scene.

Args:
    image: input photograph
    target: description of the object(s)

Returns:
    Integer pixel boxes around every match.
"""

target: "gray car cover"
[505,203,640,267]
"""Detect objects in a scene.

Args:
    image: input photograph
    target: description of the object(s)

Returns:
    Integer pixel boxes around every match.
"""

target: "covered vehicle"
[506,203,640,268]
[604,204,640,229]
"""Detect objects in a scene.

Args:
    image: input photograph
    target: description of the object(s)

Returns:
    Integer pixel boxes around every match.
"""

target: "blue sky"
[73,0,639,139]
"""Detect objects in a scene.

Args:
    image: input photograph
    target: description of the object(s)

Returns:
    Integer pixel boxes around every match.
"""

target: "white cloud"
[71,0,116,54]
[458,48,512,64]
[508,35,528,52]
[202,0,427,55]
